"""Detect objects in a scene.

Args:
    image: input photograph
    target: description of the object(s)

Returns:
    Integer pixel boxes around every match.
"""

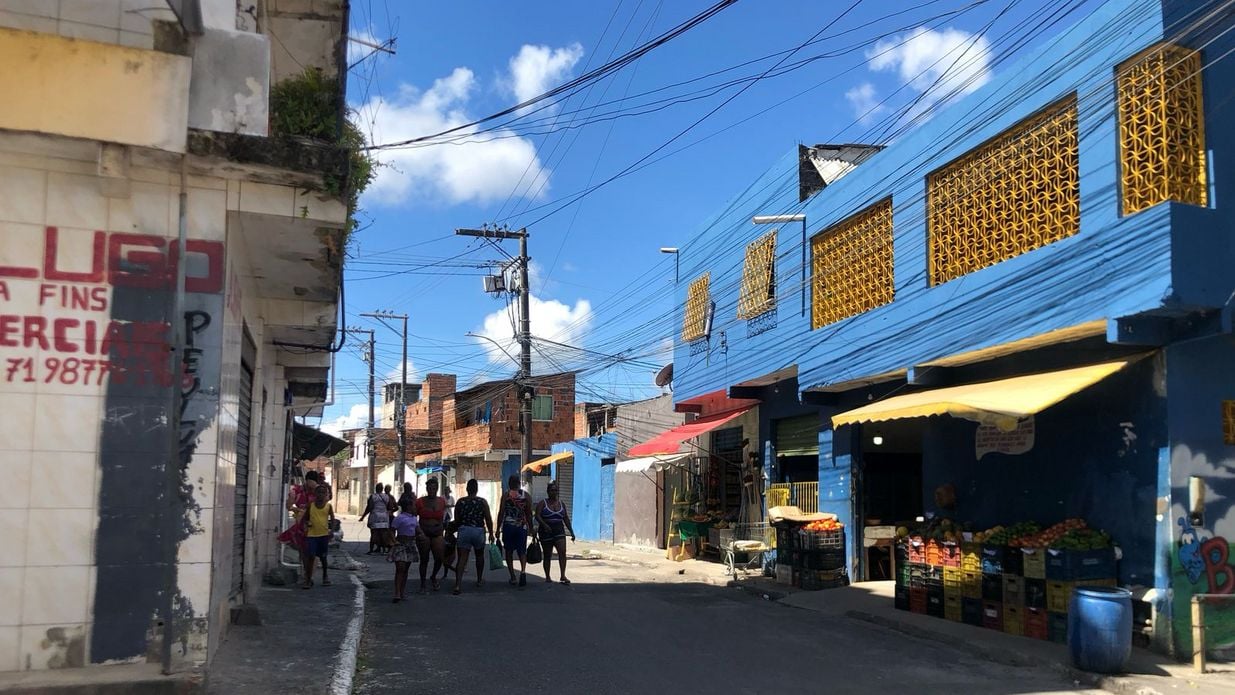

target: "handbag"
[486,542,505,570]
[526,538,543,564]
[277,514,308,551]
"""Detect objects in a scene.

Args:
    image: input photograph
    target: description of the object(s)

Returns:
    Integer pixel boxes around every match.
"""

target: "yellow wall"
[0,28,191,152]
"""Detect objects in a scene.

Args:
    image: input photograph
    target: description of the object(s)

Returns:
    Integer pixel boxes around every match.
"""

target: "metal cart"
[723,522,772,576]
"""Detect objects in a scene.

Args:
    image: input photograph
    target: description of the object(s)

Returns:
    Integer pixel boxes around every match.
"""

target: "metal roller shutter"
[230,352,255,597]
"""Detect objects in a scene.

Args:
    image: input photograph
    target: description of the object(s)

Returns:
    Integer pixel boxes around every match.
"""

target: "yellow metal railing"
[766,484,790,511]
[793,482,819,514]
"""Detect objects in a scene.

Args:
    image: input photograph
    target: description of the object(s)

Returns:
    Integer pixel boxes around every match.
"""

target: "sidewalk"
[575,540,1235,695]
[205,516,369,695]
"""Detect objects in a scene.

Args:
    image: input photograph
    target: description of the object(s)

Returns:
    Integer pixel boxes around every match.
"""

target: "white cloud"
[857,27,992,125]
[845,82,885,125]
[475,294,593,370]
[323,403,368,436]
[505,43,585,104]
[384,359,418,385]
[359,68,552,206]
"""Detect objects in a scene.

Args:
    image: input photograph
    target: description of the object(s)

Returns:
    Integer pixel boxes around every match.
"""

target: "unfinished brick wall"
[440,373,577,458]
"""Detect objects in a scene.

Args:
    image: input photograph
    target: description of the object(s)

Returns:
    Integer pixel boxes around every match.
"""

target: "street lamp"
[752,214,807,317]
[660,247,679,283]
[361,310,409,486]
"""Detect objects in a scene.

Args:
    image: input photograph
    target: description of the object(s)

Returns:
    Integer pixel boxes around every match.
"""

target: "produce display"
[803,518,844,532]
[1008,518,1112,550]
[973,522,1039,545]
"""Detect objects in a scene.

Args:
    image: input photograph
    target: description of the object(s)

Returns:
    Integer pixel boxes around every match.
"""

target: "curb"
[328,559,366,695]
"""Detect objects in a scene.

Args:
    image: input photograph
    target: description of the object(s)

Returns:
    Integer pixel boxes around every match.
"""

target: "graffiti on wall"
[0,226,224,387]
[1173,516,1235,657]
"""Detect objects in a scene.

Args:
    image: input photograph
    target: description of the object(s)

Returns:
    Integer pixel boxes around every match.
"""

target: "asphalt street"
[349,541,1101,695]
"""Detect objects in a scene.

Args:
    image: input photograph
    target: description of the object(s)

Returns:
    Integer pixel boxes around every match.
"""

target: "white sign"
[975,416,1035,459]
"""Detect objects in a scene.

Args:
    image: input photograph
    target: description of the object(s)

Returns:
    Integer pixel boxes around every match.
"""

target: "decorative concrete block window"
[737,230,777,319]
[1117,44,1207,215]
[1223,400,1235,445]
[682,272,711,342]
[532,394,554,421]
[926,95,1079,286]
[810,198,894,329]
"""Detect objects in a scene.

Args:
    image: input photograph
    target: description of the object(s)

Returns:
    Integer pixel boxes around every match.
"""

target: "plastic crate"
[799,568,848,591]
[909,563,928,589]
[960,542,982,572]
[1003,604,1024,636]
[799,528,845,550]
[939,542,961,568]
[981,573,1003,602]
[1046,580,1074,613]
[1002,574,1025,608]
[962,597,983,626]
[894,541,910,565]
[797,547,846,570]
[895,584,910,611]
[907,538,926,564]
[944,595,963,622]
[982,601,1003,631]
[909,587,927,614]
[1002,547,1024,576]
[1021,547,1046,579]
[925,540,945,567]
[1024,578,1047,609]
[926,586,946,618]
[1044,547,1116,581]
[943,566,963,585]
[980,545,1004,575]
[895,564,911,587]
[1047,611,1069,643]
[944,582,963,601]
[961,569,982,599]
[1024,607,1048,640]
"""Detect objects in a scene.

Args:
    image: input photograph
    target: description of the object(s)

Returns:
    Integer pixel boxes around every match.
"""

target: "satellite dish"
[654,363,674,387]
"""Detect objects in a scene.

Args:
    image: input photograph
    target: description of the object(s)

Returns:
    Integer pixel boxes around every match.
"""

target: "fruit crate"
[944,582,962,601]
[939,542,961,568]
[1002,604,1024,636]
[926,586,945,618]
[982,601,1003,631]
[962,597,983,626]
[980,545,1005,575]
[1047,611,1069,643]
[925,540,945,567]
[1046,580,1073,613]
[907,537,927,563]
[1002,574,1025,608]
[961,569,982,600]
[909,587,927,614]
[1024,607,1048,640]
[943,566,963,586]
[799,528,845,550]
[798,568,847,591]
[1024,578,1047,609]
[1002,546,1024,576]
[1044,547,1116,581]
[894,540,910,565]
[796,547,846,571]
[894,584,910,611]
[1021,547,1046,579]
[960,542,982,572]
[895,564,911,588]
[981,573,1003,602]
[908,563,929,589]
[944,595,962,622]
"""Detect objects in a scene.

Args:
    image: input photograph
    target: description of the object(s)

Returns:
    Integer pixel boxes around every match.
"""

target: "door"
[230,332,256,597]
[557,460,574,515]
[861,452,922,581]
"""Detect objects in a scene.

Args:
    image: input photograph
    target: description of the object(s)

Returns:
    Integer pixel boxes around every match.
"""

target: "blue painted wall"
[669,0,1235,403]
[552,435,617,542]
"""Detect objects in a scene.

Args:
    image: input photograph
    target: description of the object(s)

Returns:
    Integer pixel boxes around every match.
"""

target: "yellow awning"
[831,359,1132,430]
[522,450,573,473]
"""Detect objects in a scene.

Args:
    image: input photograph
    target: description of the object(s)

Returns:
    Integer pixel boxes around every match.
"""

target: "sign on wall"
[975,416,1035,459]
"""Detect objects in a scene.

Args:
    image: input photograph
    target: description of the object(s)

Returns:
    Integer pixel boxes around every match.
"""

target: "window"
[1117,44,1207,215]
[532,394,554,421]
[927,95,1079,286]
[811,198,894,328]
[738,230,777,319]
[682,273,711,342]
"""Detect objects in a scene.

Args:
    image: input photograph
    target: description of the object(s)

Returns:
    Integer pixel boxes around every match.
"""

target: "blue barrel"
[1068,586,1132,673]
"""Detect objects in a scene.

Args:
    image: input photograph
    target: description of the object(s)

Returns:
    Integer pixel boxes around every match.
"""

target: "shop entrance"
[859,420,923,580]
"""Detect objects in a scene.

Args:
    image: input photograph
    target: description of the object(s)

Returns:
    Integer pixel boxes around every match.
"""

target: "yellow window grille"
[1117,44,1207,215]
[682,273,711,342]
[927,95,1079,286]
[1224,400,1235,445]
[737,230,777,319]
[811,198,894,329]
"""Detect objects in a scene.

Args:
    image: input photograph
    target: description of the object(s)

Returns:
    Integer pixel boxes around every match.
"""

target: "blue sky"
[322,0,1104,433]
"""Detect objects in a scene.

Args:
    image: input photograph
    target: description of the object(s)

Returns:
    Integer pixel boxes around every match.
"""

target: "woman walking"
[414,478,449,592]
[452,479,494,595]
[495,475,534,587]
[536,481,576,584]
[389,497,421,602]
[358,483,392,554]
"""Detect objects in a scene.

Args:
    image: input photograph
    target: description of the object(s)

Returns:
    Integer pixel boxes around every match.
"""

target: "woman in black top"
[451,478,494,595]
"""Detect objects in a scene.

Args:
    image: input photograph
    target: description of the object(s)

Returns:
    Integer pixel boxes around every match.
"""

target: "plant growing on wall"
[269,67,377,243]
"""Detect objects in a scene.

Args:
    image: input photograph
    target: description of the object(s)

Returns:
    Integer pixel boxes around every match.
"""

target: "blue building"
[666,0,1235,657]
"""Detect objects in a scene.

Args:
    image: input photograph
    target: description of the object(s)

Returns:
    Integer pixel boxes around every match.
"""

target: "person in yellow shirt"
[302,484,335,589]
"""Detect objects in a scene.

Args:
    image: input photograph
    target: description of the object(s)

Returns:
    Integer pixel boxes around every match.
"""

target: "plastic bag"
[486,542,505,570]
[526,539,543,564]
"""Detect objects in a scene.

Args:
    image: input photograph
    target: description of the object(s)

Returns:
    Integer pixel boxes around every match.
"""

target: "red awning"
[628,406,754,457]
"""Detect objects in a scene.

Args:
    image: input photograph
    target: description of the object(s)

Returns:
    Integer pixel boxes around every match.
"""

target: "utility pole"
[456,226,533,484]
[345,328,376,493]
[361,311,409,486]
